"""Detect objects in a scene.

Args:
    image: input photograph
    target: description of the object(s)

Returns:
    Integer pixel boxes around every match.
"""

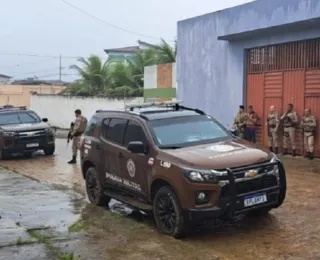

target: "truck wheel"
[85,167,111,207]
[153,186,186,238]
[44,145,55,155]
[0,149,9,160]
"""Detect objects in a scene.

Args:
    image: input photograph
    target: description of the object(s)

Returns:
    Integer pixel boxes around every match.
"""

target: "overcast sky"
[0,0,252,82]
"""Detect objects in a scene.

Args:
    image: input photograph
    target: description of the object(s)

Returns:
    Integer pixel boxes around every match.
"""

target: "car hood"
[0,122,50,132]
[159,139,272,169]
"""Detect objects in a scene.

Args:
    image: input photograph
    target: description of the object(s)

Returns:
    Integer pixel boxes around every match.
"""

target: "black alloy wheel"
[153,186,186,238]
[85,167,110,206]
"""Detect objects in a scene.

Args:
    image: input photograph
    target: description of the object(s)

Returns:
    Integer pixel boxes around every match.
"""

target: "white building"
[0,74,12,84]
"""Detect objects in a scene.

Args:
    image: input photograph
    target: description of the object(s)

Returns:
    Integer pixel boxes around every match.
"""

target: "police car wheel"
[85,167,111,207]
[0,149,9,160]
[153,186,187,238]
[44,145,55,155]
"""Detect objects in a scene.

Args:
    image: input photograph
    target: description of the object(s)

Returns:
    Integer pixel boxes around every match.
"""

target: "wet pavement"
[0,168,86,260]
[1,138,320,259]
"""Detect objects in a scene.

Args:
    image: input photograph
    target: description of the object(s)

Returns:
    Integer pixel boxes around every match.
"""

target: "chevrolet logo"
[27,132,34,136]
[245,169,258,178]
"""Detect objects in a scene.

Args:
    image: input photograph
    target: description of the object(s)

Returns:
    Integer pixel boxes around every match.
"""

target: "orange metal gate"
[246,38,320,157]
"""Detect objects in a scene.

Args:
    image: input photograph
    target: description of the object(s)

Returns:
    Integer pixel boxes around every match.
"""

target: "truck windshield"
[0,112,41,125]
[147,115,231,148]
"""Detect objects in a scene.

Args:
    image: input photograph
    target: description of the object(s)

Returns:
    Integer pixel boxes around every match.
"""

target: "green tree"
[69,55,111,96]
[153,38,177,64]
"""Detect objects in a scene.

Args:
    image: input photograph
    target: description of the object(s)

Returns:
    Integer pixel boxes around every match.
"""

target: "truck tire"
[85,167,111,207]
[0,149,9,160]
[153,186,186,238]
[44,145,55,156]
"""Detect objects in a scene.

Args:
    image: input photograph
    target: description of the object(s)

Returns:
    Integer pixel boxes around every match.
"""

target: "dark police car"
[0,105,55,159]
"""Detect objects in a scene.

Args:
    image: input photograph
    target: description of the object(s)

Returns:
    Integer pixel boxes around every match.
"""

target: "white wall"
[30,95,143,128]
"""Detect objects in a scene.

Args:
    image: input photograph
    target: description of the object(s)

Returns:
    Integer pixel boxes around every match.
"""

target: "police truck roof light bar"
[125,100,184,111]
[0,105,26,111]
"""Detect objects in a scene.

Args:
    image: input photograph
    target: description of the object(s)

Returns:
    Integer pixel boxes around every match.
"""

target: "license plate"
[244,193,267,207]
[26,143,39,148]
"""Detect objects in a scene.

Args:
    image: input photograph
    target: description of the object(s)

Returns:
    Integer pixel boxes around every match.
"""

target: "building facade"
[177,0,320,156]
[144,63,177,101]
[0,74,12,84]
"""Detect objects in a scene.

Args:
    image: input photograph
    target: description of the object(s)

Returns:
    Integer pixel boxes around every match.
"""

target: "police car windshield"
[0,112,41,125]
[147,115,230,149]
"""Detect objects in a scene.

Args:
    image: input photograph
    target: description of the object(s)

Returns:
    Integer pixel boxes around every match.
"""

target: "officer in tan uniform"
[232,105,248,139]
[280,103,298,156]
[266,105,280,154]
[300,108,316,160]
[68,109,88,164]
[244,105,259,143]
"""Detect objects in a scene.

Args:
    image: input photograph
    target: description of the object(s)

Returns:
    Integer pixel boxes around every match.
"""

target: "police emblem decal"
[127,159,136,178]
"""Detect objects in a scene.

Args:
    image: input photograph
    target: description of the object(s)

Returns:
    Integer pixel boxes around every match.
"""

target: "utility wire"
[12,67,64,78]
[60,0,160,40]
[0,58,57,69]
[0,53,78,59]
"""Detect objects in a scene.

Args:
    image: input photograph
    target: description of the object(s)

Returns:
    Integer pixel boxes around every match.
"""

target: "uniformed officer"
[280,103,298,156]
[68,109,88,164]
[300,108,316,160]
[232,105,247,139]
[245,105,259,143]
[266,105,280,154]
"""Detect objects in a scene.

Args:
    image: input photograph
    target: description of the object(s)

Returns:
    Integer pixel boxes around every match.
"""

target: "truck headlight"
[270,153,279,163]
[45,128,55,134]
[270,153,280,176]
[2,131,15,137]
[182,168,219,184]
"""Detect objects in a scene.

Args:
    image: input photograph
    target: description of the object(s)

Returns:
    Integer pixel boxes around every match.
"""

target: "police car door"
[100,118,127,188]
[118,119,150,198]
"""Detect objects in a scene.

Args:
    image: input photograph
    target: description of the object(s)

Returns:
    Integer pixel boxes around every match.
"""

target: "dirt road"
[1,138,320,260]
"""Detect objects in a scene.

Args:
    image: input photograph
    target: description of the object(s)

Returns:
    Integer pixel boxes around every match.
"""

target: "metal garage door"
[246,38,320,157]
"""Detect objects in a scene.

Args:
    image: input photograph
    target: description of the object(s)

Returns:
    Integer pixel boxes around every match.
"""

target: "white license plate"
[244,193,267,207]
[26,143,39,148]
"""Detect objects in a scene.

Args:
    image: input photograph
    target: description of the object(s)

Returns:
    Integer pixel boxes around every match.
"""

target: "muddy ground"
[1,138,320,260]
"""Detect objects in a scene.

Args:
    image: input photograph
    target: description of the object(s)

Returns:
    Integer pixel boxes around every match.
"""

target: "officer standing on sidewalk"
[280,103,298,157]
[68,109,88,164]
[232,105,247,139]
[266,105,280,154]
[300,108,317,160]
[245,105,259,143]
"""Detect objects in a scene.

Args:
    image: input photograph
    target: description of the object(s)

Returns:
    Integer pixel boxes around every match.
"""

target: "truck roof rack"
[0,105,27,111]
[125,100,206,115]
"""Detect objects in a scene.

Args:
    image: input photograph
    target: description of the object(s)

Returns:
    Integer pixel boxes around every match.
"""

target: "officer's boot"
[269,146,273,152]
[309,152,314,160]
[282,148,288,155]
[304,152,309,158]
[68,156,76,164]
[292,150,296,157]
[274,147,279,154]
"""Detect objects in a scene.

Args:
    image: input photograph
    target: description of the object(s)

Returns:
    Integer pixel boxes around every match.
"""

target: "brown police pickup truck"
[80,102,286,238]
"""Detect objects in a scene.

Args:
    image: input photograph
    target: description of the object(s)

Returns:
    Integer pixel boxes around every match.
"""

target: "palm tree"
[69,55,111,95]
[153,38,176,64]
[126,48,158,87]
